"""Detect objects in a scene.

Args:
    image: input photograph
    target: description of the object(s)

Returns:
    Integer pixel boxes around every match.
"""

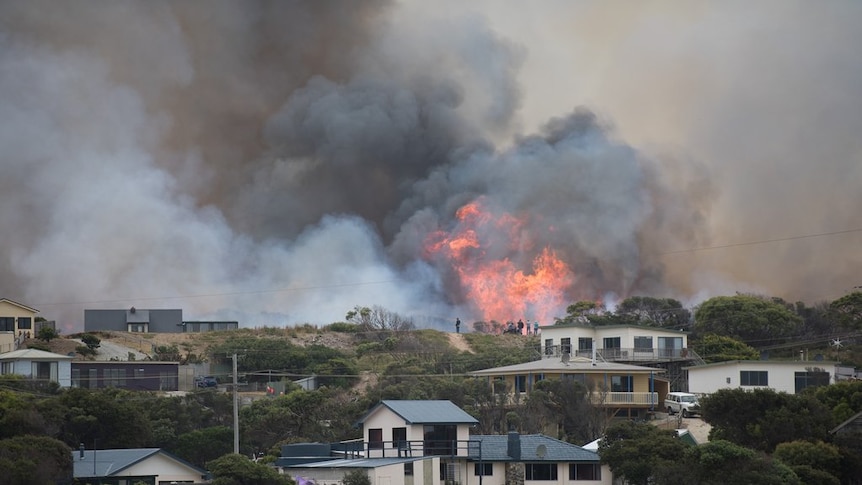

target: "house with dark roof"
[283,400,611,485]
[72,447,209,484]
[84,308,238,333]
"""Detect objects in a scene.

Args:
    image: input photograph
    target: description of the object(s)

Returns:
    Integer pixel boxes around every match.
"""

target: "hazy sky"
[1,1,860,330]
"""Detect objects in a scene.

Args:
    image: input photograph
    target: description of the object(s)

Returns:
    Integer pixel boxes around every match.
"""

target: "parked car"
[665,392,700,417]
[195,375,218,388]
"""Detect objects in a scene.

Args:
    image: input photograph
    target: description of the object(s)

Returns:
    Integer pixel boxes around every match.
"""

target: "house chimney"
[507,431,521,460]
[79,443,85,459]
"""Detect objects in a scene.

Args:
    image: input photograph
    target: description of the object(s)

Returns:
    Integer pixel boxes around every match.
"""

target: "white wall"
[688,361,835,394]
[540,325,687,350]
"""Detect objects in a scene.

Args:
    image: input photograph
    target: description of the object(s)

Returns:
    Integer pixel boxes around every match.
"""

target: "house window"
[603,337,621,358]
[71,369,80,388]
[658,337,683,358]
[159,372,175,391]
[105,368,126,387]
[424,425,457,456]
[561,338,572,354]
[569,463,601,480]
[368,428,384,449]
[134,368,146,387]
[535,373,545,383]
[525,463,557,480]
[611,375,633,392]
[393,427,407,450]
[794,371,830,393]
[404,463,413,476]
[740,371,768,386]
[544,338,554,355]
[35,361,53,381]
[515,375,527,393]
[474,463,493,476]
[88,369,98,389]
[0,317,14,332]
[634,336,653,350]
[17,317,31,330]
[0,362,13,375]
[578,338,593,352]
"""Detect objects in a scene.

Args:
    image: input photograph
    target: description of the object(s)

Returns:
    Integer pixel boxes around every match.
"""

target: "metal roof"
[469,357,665,377]
[358,400,479,425]
[73,448,207,478]
[0,298,38,313]
[289,457,424,468]
[0,348,74,360]
[470,434,600,462]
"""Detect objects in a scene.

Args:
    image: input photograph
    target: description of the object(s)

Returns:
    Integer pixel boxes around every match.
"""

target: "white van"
[665,392,700,417]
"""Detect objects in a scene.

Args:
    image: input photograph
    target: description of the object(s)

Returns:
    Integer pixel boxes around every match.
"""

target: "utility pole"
[232,353,239,454]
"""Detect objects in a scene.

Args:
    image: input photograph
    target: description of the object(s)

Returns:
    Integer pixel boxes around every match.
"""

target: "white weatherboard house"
[537,323,691,361]
[284,400,611,485]
[685,360,838,395]
[0,348,73,387]
[73,448,209,484]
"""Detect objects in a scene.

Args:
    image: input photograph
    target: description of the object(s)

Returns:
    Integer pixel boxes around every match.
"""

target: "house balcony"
[541,345,702,363]
[335,439,481,459]
[589,391,659,407]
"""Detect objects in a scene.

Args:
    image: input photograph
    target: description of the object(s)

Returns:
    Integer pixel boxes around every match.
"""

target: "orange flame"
[424,198,574,325]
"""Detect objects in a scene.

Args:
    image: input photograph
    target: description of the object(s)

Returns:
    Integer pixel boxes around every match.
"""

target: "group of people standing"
[454,317,540,335]
[505,318,539,335]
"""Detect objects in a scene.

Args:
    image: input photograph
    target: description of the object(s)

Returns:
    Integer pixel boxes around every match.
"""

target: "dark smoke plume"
[1,1,857,330]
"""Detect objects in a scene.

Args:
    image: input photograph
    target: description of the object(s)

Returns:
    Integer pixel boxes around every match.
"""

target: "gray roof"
[358,400,479,425]
[289,457,423,469]
[73,448,207,478]
[0,348,73,360]
[471,434,600,462]
[469,357,665,377]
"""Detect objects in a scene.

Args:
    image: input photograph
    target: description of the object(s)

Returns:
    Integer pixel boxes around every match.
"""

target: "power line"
[661,227,862,255]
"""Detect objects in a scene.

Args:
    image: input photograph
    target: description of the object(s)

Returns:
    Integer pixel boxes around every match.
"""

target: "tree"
[693,334,759,363]
[616,296,691,328]
[0,435,73,485]
[346,305,415,332]
[80,333,101,351]
[207,453,293,485]
[693,294,803,347]
[36,326,59,342]
[684,439,800,485]
[41,387,152,449]
[342,469,372,485]
[700,388,833,452]
[173,426,234,468]
[598,421,689,485]
[773,440,841,485]
[526,378,607,444]
[829,291,862,330]
[810,380,862,423]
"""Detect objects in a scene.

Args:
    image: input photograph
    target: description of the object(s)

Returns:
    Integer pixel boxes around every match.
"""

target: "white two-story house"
[539,323,702,392]
[283,400,611,485]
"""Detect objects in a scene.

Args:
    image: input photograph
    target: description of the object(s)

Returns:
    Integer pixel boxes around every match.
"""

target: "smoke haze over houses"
[1,1,860,330]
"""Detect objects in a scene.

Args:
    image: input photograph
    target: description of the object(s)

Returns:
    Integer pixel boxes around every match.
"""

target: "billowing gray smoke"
[1,1,856,330]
